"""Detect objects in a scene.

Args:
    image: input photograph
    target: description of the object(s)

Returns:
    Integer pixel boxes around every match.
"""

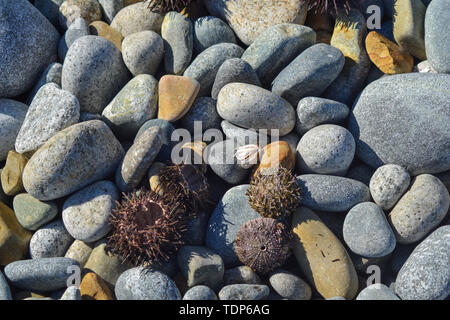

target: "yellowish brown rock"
[0,201,32,265]
[158,75,200,122]
[80,272,114,300]
[1,150,28,196]
[291,207,358,300]
[89,21,124,51]
[366,31,414,74]
[255,141,295,176]
[148,162,167,193]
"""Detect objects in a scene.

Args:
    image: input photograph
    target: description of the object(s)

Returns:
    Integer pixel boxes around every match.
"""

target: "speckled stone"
[35,0,66,27]
[211,58,261,100]
[180,97,221,135]
[29,220,74,259]
[296,124,355,176]
[295,97,349,135]
[1,151,28,196]
[13,193,58,231]
[223,266,263,285]
[388,174,450,244]
[296,174,371,212]
[217,83,296,136]
[102,74,158,140]
[27,62,63,104]
[0,100,28,161]
[23,120,124,201]
[62,35,131,113]
[122,31,164,76]
[60,285,81,300]
[194,16,236,53]
[134,119,175,163]
[183,285,218,300]
[98,0,123,24]
[58,0,101,29]
[395,226,450,300]
[0,0,59,98]
[218,284,270,300]
[110,2,164,37]
[269,270,312,300]
[115,267,181,300]
[203,0,307,46]
[88,21,124,51]
[272,44,344,106]
[183,43,244,96]
[62,181,119,242]
[206,185,260,267]
[64,240,94,267]
[348,73,450,175]
[369,164,411,210]
[241,24,316,86]
[4,257,80,292]
[58,17,90,61]
[0,270,12,300]
[16,83,80,154]
[356,284,400,300]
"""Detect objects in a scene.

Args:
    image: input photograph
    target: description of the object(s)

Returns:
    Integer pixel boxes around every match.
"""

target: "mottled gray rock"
[122,31,164,76]
[356,284,400,300]
[395,226,450,300]
[0,0,59,98]
[296,174,371,212]
[58,17,90,61]
[269,270,312,300]
[29,220,74,259]
[62,180,119,243]
[98,0,123,24]
[219,284,270,300]
[242,24,316,86]
[343,202,396,258]
[4,257,79,292]
[206,185,260,267]
[23,120,124,201]
[0,99,28,161]
[183,285,218,300]
[64,240,94,267]
[388,174,450,244]
[0,271,11,300]
[27,62,63,104]
[13,193,58,231]
[16,83,80,154]
[35,0,66,27]
[295,97,349,135]
[211,58,261,100]
[223,266,263,286]
[296,124,355,176]
[115,267,181,300]
[102,74,158,140]
[60,285,81,300]
[369,164,411,210]
[180,97,221,136]
[194,16,236,53]
[183,43,244,96]
[135,119,175,163]
[62,35,131,113]
[348,73,450,175]
[217,83,296,136]
[272,44,344,106]
[221,121,270,147]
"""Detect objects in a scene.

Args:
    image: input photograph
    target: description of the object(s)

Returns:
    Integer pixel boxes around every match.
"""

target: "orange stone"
[158,75,200,122]
[255,141,295,175]
[89,21,124,51]
[80,272,114,300]
[365,31,414,74]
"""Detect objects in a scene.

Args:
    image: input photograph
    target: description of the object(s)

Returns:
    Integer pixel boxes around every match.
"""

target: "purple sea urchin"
[105,189,187,266]
[235,218,292,275]
[146,0,195,13]
[246,167,302,219]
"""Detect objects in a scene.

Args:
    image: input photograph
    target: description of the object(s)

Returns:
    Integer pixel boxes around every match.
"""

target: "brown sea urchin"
[146,0,195,13]
[105,189,187,266]
[235,218,292,275]
[305,0,357,14]
[246,167,302,219]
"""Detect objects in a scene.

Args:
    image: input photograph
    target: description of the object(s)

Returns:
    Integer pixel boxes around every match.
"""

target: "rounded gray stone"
[217,83,296,136]
[60,285,81,300]
[180,97,221,136]
[296,174,371,212]
[0,99,28,161]
[0,270,12,300]
[115,267,181,300]
[183,285,218,300]
[61,35,131,113]
[183,43,244,96]
[206,185,260,267]
[295,97,349,135]
[13,193,58,231]
[348,73,450,175]
[211,58,261,100]
[62,180,119,243]
[4,257,80,292]
[223,266,263,286]
[395,226,450,300]
[424,0,449,73]
[0,0,59,98]
[269,270,312,300]
[23,120,125,201]
[122,31,164,76]
[369,164,411,210]
[58,17,90,61]
[218,284,270,300]
[27,62,63,104]
[356,284,400,300]
[388,174,450,244]
[29,220,74,259]
[296,124,355,176]
[98,0,123,24]
[343,202,396,258]
[15,83,80,154]
[272,43,344,106]
[194,16,236,54]
[135,119,176,163]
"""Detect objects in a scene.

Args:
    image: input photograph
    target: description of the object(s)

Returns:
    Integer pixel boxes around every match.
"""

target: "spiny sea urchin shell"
[235,218,292,275]
[305,0,357,14]
[146,0,195,13]
[105,189,187,266]
[246,167,302,219]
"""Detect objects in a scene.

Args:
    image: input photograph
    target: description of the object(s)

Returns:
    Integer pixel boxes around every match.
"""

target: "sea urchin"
[305,0,357,14]
[235,218,292,275]
[146,0,195,13]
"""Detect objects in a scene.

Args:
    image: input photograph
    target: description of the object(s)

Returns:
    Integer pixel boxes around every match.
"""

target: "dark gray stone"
[223,266,263,286]
[218,284,270,300]
[194,16,236,53]
[35,0,65,28]
[135,119,176,163]
[269,270,312,300]
[180,97,221,136]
